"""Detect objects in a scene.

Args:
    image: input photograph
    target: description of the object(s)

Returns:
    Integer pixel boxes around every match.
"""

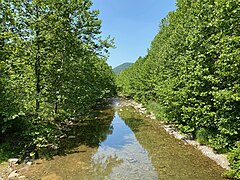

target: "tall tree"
[0,0,116,151]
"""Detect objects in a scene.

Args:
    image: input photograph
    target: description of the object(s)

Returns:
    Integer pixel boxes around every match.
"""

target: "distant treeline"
[116,0,239,178]
[0,0,115,158]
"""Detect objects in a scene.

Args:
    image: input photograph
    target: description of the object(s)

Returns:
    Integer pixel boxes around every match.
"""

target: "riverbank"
[117,98,230,170]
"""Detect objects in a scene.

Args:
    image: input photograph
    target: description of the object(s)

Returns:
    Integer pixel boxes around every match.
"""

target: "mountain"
[113,63,133,74]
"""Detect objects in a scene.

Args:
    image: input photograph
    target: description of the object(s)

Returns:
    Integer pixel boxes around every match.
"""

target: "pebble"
[18,175,26,179]
[26,162,32,166]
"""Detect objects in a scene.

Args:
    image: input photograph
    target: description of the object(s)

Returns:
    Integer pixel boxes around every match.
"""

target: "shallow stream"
[21,99,225,180]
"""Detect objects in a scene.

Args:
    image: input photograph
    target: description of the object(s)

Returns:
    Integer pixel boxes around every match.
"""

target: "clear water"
[21,100,226,180]
[91,113,158,179]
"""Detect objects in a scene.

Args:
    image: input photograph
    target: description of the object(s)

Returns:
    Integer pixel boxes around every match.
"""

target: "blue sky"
[92,0,176,68]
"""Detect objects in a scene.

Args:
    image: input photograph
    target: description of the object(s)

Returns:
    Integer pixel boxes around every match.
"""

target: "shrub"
[225,141,240,179]
[146,102,168,121]
[196,128,210,145]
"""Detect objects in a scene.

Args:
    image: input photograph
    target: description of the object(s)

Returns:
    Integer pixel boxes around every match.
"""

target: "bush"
[146,102,168,121]
[196,128,210,145]
[225,141,240,179]
[208,134,231,153]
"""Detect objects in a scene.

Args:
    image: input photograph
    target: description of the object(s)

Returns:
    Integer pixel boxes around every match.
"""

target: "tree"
[117,1,240,176]
[0,0,116,154]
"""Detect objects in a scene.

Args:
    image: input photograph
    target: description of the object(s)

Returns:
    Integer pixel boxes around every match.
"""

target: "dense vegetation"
[113,62,133,74]
[116,0,239,178]
[0,0,115,160]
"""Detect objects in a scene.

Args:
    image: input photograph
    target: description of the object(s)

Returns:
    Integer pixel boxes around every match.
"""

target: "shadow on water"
[12,99,226,180]
[0,104,115,162]
[53,107,115,156]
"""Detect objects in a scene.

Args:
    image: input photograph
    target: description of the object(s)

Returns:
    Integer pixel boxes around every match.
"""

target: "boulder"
[8,159,19,164]
[8,159,19,167]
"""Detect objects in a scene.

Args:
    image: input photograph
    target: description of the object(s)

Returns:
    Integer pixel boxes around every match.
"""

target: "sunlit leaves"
[117,0,240,161]
[0,0,115,152]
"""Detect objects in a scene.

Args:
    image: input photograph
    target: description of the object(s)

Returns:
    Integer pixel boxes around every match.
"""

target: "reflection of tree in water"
[117,106,225,180]
[91,154,123,178]
[57,107,115,155]
[117,106,145,132]
[90,109,158,180]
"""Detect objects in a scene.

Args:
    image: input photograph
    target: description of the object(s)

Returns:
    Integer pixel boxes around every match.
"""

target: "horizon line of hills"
[113,62,133,74]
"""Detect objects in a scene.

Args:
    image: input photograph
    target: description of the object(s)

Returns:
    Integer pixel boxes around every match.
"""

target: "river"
[19,99,225,180]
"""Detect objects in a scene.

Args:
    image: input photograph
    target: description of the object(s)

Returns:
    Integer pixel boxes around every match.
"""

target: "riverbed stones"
[18,166,30,174]
[8,170,19,179]
[18,175,26,179]
[8,159,19,167]
[197,145,230,170]
[26,162,32,166]
[8,159,19,164]
[119,99,230,170]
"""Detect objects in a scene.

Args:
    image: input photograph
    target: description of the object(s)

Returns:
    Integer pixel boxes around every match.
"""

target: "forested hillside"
[116,0,240,178]
[0,0,115,159]
[113,62,133,74]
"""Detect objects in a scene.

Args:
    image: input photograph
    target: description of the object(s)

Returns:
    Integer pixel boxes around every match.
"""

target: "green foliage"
[196,128,210,145]
[225,141,240,179]
[146,102,167,121]
[0,0,116,156]
[116,0,239,177]
[0,143,17,162]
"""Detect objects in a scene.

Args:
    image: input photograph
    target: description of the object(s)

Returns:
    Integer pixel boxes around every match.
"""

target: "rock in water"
[8,158,19,167]
[8,170,19,179]
[8,159,19,163]
[26,162,32,166]
[18,176,26,179]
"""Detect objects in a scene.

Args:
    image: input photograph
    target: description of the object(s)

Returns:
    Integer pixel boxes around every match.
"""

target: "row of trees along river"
[0,0,239,179]
[116,0,239,179]
[0,0,116,162]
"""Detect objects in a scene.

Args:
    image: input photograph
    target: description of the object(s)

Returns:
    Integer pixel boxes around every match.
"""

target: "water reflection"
[91,113,158,179]
[57,108,115,155]
[118,106,225,180]
[19,100,225,180]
